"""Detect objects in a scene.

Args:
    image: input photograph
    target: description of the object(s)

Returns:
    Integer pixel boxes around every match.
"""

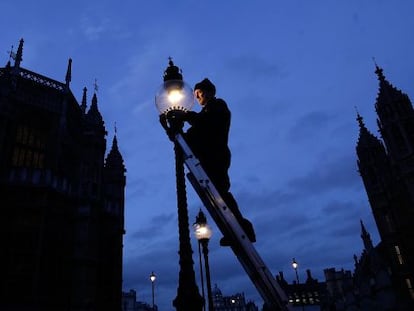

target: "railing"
[0,66,66,92]
[19,68,66,91]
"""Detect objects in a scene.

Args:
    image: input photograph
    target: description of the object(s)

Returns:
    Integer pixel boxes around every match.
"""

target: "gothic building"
[355,65,414,310]
[323,221,397,311]
[0,39,126,311]
[276,269,327,310]
[211,284,259,311]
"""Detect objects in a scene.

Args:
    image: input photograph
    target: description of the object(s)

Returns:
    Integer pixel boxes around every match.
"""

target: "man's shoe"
[220,224,256,247]
[242,218,256,243]
[220,236,231,247]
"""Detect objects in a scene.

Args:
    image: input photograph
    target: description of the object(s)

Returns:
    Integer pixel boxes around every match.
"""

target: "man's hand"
[184,111,197,124]
[159,114,175,141]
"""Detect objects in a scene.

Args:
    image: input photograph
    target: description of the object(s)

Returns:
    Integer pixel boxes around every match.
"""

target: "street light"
[150,271,156,310]
[194,209,214,311]
[292,258,304,311]
[194,216,206,311]
[155,58,203,311]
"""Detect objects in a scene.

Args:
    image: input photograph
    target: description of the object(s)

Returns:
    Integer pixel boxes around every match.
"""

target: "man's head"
[194,78,216,106]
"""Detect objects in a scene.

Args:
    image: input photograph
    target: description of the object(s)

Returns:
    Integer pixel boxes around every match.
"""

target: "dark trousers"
[204,165,256,242]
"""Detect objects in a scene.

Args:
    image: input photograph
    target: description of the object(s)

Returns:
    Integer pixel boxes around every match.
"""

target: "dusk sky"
[2,1,414,310]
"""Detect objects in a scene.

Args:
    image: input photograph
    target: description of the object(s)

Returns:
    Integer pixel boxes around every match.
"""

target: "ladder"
[175,133,292,311]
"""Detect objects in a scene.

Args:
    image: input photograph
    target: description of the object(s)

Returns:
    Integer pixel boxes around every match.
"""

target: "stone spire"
[374,64,412,119]
[14,38,24,68]
[86,92,104,128]
[360,220,374,252]
[356,112,390,188]
[65,58,72,87]
[373,64,414,161]
[356,112,384,155]
[105,131,126,172]
[80,87,87,114]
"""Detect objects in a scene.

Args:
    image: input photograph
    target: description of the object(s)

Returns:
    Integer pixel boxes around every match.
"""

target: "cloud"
[287,110,335,142]
[286,151,361,196]
[226,54,288,82]
[80,15,109,41]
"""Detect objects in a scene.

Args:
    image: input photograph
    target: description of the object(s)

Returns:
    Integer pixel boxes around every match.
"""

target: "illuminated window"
[12,125,46,168]
[406,279,414,299]
[395,245,404,264]
[385,214,395,232]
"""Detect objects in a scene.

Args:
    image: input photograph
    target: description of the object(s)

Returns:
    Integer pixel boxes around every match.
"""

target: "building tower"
[0,38,126,311]
[356,65,414,309]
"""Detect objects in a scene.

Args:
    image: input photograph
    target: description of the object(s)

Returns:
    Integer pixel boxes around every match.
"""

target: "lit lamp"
[150,271,156,310]
[155,58,194,135]
[155,58,203,311]
[292,258,304,311]
[194,209,214,311]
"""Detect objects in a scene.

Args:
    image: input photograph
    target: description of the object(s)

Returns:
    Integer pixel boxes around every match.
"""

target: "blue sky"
[3,1,414,309]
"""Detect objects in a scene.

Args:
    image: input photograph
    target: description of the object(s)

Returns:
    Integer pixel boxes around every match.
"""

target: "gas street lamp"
[150,271,156,310]
[292,258,305,311]
[194,209,214,311]
[155,58,203,311]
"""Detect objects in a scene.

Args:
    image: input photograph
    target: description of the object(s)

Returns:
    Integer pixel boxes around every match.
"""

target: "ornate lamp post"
[155,58,203,311]
[150,271,156,310]
[194,209,214,311]
[292,258,304,311]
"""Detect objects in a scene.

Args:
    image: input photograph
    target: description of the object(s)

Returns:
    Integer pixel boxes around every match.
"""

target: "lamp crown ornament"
[195,209,207,225]
[164,57,183,81]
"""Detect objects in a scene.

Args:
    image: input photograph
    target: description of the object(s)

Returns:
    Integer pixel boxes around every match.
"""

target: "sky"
[2,1,414,310]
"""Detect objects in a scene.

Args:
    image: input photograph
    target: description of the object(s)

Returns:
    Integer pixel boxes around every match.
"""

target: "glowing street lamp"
[292,258,305,311]
[292,258,298,272]
[194,209,214,311]
[155,58,203,311]
[150,271,156,310]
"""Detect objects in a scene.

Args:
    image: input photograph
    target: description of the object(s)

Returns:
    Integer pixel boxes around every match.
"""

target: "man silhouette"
[184,78,256,246]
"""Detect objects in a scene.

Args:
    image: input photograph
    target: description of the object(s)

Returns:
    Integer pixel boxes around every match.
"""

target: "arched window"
[12,125,46,168]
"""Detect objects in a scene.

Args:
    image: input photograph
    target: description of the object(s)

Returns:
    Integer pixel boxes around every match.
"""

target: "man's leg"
[221,192,256,245]
[203,164,256,245]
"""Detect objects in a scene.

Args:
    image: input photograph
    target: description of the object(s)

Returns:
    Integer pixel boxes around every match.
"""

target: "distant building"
[322,222,404,311]
[276,270,327,310]
[323,267,357,311]
[354,65,414,310]
[122,290,155,311]
[0,38,126,311]
[212,284,259,311]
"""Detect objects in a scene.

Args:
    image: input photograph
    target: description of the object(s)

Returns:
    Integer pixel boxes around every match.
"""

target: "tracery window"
[384,214,395,232]
[394,245,404,265]
[406,278,414,299]
[12,125,46,168]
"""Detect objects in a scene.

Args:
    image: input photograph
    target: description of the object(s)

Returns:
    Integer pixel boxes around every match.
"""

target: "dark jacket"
[184,97,231,192]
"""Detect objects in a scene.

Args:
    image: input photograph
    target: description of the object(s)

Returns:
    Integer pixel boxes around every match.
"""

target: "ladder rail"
[176,133,291,311]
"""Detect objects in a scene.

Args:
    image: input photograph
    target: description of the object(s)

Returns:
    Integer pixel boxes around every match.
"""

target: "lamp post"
[155,58,203,311]
[194,209,214,311]
[194,216,206,311]
[292,258,305,311]
[150,271,156,310]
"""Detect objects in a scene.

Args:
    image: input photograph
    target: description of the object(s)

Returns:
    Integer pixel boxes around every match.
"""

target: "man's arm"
[184,111,198,125]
